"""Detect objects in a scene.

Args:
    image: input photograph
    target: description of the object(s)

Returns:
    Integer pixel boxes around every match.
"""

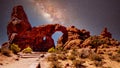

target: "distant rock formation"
[57,26,120,50]
[7,5,68,51]
[100,27,112,38]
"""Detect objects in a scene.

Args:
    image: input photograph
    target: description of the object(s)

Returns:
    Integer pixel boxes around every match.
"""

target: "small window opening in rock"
[43,36,46,41]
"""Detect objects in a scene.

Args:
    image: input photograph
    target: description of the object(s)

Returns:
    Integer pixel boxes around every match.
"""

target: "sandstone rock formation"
[100,27,112,38]
[57,26,120,50]
[7,5,32,43]
[7,5,68,51]
[57,26,90,49]
[6,5,120,51]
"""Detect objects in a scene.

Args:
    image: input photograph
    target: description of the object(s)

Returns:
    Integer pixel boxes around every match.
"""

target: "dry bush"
[72,60,85,68]
[79,48,92,59]
[1,42,12,57]
[1,47,12,57]
[71,49,79,57]
[57,54,67,60]
[94,61,104,67]
[67,54,76,60]
[109,54,120,62]
[79,51,89,59]
[47,54,58,61]
[50,61,62,68]
[102,44,109,48]
[89,53,103,61]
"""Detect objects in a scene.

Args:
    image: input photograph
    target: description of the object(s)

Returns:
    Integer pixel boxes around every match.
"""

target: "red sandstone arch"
[7,5,68,51]
[11,24,68,51]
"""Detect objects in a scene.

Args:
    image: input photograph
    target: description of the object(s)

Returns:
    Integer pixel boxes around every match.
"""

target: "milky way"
[29,0,66,25]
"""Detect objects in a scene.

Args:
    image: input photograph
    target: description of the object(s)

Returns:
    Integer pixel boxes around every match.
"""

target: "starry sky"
[0,0,120,45]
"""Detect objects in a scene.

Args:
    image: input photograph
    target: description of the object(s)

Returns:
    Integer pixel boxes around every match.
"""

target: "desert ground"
[0,45,120,68]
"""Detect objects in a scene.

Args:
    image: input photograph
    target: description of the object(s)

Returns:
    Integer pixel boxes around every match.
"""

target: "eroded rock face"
[7,5,68,51]
[57,26,90,49]
[7,5,32,43]
[12,24,68,51]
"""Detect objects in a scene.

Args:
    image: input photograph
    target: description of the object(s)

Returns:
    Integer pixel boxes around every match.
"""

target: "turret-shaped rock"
[7,5,32,42]
[100,27,112,38]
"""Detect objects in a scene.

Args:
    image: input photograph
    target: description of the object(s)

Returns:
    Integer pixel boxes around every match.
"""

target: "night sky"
[0,0,120,45]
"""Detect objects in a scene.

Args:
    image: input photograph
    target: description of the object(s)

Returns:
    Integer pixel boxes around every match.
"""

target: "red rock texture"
[7,5,68,51]
[7,5,32,43]
[12,24,68,51]
[7,5,118,51]
[57,26,90,49]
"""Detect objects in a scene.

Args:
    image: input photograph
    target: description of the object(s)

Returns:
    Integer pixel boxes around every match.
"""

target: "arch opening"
[43,36,46,41]
[52,31,63,46]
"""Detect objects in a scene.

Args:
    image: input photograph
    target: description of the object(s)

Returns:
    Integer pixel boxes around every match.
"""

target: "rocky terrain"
[0,5,120,68]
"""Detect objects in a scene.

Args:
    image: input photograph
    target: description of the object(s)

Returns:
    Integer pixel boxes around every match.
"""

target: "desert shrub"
[91,39,104,48]
[71,49,79,56]
[55,47,66,54]
[1,47,12,57]
[10,43,21,54]
[56,46,63,51]
[109,54,120,62]
[57,54,67,60]
[22,46,32,53]
[48,47,56,53]
[73,60,85,68]
[68,54,76,60]
[47,54,58,61]
[89,53,103,61]
[50,61,61,68]
[94,61,104,67]
[79,49,90,59]
[102,44,109,48]
[89,36,105,52]
[79,53,89,59]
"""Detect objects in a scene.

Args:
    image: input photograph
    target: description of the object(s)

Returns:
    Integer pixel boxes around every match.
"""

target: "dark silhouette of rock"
[100,27,112,38]
[7,5,68,51]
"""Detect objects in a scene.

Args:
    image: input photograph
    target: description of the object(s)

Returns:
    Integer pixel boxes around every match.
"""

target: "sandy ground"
[0,52,49,68]
[1,58,39,68]
[0,47,120,68]
[0,52,52,68]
